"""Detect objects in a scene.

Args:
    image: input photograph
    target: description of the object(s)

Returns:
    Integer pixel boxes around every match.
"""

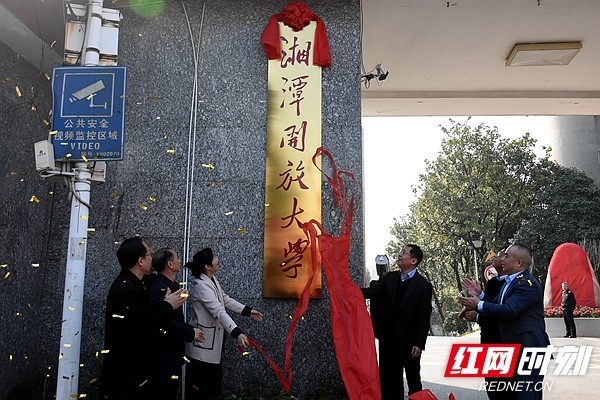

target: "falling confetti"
[139,203,148,211]
[3,271,11,280]
[148,196,157,202]
[100,349,110,354]
[32,263,40,268]
[163,133,168,139]
[183,356,190,363]
[179,281,187,286]
[180,293,189,298]
[155,116,161,120]
[237,227,248,234]
[44,73,51,80]
[225,211,234,216]
[1,264,7,268]
[166,148,175,154]
[264,203,270,207]
[111,314,124,319]
[146,96,161,101]
[89,378,98,384]
[87,228,96,232]
[170,375,179,380]
[63,344,72,348]
[15,312,22,317]
[15,86,22,97]
[50,40,57,48]
[201,163,215,169]
[82,154,88,162]
[138,380,148,387]
[9,355,13,362]
[49,130,57,136]
[29,195,40,203]
[80,215,89,220]
[68,306,75,311]
[43,119,50,126]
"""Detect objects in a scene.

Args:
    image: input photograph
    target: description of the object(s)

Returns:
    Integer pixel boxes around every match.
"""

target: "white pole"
[55,1,103,398]
[55,163,92,399]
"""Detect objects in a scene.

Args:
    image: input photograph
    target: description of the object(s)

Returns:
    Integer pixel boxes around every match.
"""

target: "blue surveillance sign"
[51,66,126,161]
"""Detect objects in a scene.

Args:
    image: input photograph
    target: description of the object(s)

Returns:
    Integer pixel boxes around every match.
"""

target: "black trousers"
[378,339,422,400]
[563,307,576,336]
[185,357,223,400]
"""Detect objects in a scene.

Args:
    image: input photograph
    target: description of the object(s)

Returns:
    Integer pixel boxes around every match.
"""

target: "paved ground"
[417,334,600,400]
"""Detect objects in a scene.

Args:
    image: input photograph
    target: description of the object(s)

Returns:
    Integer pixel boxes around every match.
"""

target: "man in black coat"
[561,281,577,338]
[361,244,433,400]
[462,250,514,400]
[100,237,188,400]
[147,248,204,400]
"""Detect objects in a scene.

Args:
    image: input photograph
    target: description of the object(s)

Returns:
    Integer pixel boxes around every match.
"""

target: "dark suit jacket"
[362,270,432,350]
[481,269,550,348]
[147,273,195,375]
[478,276,503,343]
[100,269,173,399]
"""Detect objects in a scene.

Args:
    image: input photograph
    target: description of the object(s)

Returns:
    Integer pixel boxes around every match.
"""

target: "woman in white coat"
[184,247,263,400]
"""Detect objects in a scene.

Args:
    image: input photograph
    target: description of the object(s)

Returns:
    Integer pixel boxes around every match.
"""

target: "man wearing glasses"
[100,237,188,400]
[361,244,433,400]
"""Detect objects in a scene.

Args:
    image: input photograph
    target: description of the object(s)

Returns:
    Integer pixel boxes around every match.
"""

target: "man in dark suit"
[100,237,188,400]
[362,244,433,400]
[459,244,550,400]
[147,248,204,400]
[462,250,514,400]
[561,281,577,338]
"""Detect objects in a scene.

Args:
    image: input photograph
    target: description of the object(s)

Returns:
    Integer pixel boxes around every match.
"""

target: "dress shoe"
[570,335,577,338]
[563,334,571,337]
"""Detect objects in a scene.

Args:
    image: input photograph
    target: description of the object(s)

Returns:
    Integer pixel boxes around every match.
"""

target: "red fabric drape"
[303,147,381,400]
[260,2,332,67]
[245,148,380,399]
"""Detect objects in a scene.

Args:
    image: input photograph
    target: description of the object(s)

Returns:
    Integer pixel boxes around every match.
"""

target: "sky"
[362,116,555,278]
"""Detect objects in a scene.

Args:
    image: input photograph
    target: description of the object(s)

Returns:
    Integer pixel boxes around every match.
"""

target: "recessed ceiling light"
[506,42,582,67]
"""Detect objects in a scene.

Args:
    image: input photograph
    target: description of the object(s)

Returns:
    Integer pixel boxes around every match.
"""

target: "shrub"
[544,306,600,318]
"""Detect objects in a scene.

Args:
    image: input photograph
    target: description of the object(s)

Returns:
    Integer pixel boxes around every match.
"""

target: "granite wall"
[0,0,363,398]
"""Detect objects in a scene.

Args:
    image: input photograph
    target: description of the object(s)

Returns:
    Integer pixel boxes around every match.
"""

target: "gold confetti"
[89,378,98,384]
[180,293,189,298]
[43,119,49,126]
[264,203,270,207]
[50,40,57,48]
[68,306,75,311]
[31,105,36,111]
[166,148,175,154]
[112,314,124,319]
[29,195,40,203]
[59,354,64,360]
[170,375,179,380]
[155,116,161,120]
[32,263,40,268]
[1,264,8,268]
[100,349,110,354]
[44,73,51,80]
[201,163,215,169]
[237,227,248,234]
[3,271,11,280]
[163,133,168,139]
[179,281,187,286]
[139,379,148,387]
[183,356,190,363]
[15,312,22,317]
[82,154,88,162]
[138,33,143,37]
[148,196,157,202]
[242,350,251,356]
[9,355,13,362]
[80,215,89,220]
[139,203,148,211]
[225,211,234,216]
[87,228,96,232]
[79,395,88,399]
[15,86,22,97]
[10,172,17,176]
[80,363,85,367]
[63,344,72,348]
[147,96,161,101]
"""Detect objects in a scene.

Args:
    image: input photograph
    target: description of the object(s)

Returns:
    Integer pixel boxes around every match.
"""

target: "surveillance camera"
[375,64,389,81]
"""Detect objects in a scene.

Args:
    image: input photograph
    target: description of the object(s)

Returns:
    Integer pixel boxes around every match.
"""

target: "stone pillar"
[12,1,364,398]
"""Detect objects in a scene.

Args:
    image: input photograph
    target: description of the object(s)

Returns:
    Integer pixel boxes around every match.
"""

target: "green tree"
[515,162,600,283]
[387,119,551,333]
